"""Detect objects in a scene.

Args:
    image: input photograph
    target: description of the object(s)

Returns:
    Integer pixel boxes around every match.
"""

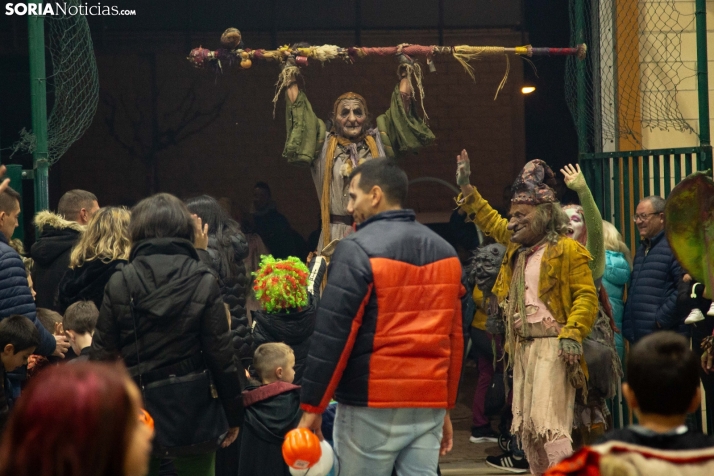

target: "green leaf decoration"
[665,170,714,299]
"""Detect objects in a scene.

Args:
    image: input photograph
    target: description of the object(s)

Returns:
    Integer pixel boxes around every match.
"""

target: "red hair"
[0,362,137,476]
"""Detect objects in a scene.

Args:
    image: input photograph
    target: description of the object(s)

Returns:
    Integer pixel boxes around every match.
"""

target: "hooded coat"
[237,381,302,476]
[252,302,316,385]
[90,237,246,427]
[57,259,127,314]
[602,250,630,363]
[197,234,253,366]
[31,211,84,310]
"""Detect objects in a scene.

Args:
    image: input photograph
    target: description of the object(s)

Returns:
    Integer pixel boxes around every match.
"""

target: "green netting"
[566,0,696,149]
[12,0,98,164]
[46,0,99,163]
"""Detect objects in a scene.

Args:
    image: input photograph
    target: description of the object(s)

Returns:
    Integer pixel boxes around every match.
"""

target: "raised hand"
[456,149,471,187]
[0,165,10,195]
[192,215,209,251]
[560,163,586,191]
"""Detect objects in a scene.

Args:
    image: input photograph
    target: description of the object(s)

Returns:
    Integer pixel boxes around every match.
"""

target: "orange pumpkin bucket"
[282,428,322,470]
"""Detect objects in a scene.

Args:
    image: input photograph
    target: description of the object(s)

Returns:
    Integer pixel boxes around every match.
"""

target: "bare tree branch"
[102,54,229,193]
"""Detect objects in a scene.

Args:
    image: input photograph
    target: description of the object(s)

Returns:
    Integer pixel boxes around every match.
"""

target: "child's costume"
[598,426,714,450]
[237,381,302,476]
[546,438,714,476]
[251,255,326,384]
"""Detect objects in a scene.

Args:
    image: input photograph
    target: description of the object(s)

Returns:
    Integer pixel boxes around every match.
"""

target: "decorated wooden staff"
[188,28,587,103]
[188,28,587,72]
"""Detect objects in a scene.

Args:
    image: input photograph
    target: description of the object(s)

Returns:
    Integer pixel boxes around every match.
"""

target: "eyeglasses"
[632,212,662,223]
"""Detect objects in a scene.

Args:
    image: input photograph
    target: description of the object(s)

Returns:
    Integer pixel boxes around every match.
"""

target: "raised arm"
[561,164,606,280]
[455,150,513,246]
[282,67,326,166]
[375,63,435,158]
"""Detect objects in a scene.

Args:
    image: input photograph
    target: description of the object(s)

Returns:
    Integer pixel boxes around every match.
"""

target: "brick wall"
[55,29,526,237]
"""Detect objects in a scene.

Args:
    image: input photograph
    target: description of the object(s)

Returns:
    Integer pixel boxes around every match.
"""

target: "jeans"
[333,404,445,476]
[147,452,215,476]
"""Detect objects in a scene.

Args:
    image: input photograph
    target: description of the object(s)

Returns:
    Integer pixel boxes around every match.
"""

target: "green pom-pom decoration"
[252,255,310,313]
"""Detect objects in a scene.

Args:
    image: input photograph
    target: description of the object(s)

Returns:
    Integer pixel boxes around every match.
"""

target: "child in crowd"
[598,331,714,449]
[238,342,301,476]
[547,331,714,475]
[0,315,39,428]
[251,255,325,384]
[25,308,64,380]
[63,301,99,362]
[36,308,62,335]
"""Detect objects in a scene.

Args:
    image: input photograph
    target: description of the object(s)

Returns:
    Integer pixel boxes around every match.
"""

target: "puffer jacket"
[57,259,127,314]
[252,303,316,384]
[622,230,684,343]
[197,233,252,366]
[602,250,630,363]
[300,209,465,414]
[31,211,83,310]
[0,233,55,356]
[90,237,246,426]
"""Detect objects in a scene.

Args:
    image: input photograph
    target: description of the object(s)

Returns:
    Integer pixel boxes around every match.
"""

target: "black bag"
[141,368,229,457]
[124,265,229,458]
[485,371,506,416]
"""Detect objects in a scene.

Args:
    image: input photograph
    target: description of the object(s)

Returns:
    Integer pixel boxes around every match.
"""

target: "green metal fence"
[580,146,713,253]
[581,146,713,433]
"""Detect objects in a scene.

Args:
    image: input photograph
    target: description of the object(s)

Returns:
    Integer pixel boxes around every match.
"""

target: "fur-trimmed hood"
[33,211,85,233]
[31,211,84,267]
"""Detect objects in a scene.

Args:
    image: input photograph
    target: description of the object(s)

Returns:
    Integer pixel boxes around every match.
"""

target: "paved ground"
[439,429,511,475]
[438,360,515,475]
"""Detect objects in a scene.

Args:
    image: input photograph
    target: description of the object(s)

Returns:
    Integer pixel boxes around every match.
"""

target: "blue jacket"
[0,234,55,356]
[622,231,684,343]
[603,250,630,362]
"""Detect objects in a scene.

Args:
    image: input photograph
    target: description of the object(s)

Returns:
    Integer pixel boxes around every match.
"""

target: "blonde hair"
[69,207,131,269]
[602,220,632,267]
[253,343,293,382]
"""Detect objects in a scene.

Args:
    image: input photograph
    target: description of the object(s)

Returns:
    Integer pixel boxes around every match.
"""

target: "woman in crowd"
[91,193,246,476]
[561,164,622,443]
[0,362,154,476]
[185,196,253,367]
[186,195,253,476]
[602,221,631,365]
[57,207,131,314]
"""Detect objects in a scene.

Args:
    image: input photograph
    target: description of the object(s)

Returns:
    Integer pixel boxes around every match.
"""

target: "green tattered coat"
[282,85,434,249]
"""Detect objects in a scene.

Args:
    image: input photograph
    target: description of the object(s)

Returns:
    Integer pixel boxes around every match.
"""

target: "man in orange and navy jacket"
[297,158,465,476]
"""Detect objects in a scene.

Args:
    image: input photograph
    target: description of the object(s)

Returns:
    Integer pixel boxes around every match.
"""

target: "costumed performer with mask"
[560,164,623,443]
[455,150,598,475]
[282,52,435,251]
